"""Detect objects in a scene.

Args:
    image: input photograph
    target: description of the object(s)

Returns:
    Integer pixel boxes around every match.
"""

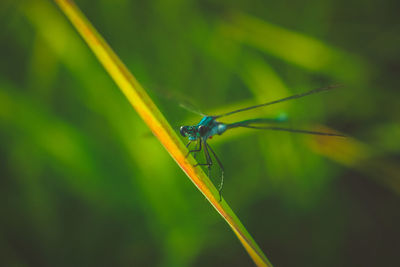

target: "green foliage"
[0,0,399,266]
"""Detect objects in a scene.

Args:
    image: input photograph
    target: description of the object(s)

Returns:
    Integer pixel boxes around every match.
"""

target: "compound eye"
[198,125,207,136]
[179,126,187,137]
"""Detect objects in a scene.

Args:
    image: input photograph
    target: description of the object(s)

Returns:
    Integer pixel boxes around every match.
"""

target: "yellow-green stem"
[54,0,273,266]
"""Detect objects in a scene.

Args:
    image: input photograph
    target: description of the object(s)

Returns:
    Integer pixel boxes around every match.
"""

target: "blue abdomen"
[208,122,227,138]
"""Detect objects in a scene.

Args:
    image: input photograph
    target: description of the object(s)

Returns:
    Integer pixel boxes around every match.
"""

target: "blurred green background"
[1,0,399,266]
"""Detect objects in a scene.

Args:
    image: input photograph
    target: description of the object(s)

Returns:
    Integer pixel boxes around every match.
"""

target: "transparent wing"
[226,118,345,137]
[215,84,342,118]
[148,84,207,116]
[238,125,345,137]
[178,99,207,116]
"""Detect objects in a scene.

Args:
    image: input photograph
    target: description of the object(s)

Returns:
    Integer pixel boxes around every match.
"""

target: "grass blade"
[54,0,273,266]
[306,127,400,195]
[220,12,368,81]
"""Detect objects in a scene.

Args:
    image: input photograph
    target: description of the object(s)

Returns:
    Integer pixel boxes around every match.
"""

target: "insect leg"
[206,143,224,202]
[202,140,213,178]
[186,141,192,148]
[194,139,213,168]
[186,139,202,158]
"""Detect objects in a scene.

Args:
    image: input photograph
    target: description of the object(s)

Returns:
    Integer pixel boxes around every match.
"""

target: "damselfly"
[179,85,345,201]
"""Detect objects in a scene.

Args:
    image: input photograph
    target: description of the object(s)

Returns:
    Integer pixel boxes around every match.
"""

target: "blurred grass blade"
[220,12,368,81]
[54,0,272,266]
[307,127,400,195]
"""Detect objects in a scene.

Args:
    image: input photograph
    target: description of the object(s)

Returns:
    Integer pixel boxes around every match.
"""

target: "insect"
[179,85,345,201]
